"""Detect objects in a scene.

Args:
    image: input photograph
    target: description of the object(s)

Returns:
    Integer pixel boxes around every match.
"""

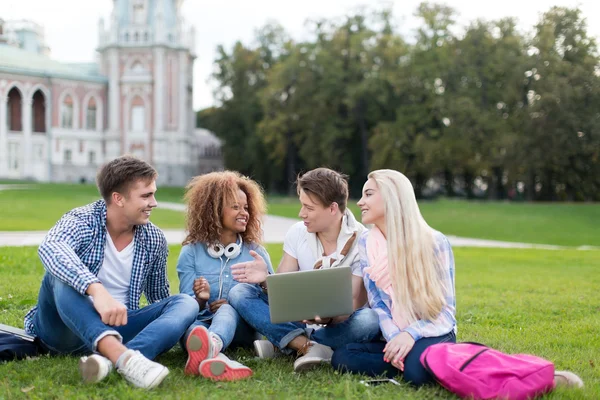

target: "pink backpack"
[420,342,555,400]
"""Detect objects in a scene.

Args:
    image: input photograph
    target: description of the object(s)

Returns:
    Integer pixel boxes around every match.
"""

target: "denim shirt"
[177,241,274,321]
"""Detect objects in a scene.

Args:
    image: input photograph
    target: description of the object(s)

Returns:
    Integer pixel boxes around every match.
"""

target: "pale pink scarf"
[364,227,409,330]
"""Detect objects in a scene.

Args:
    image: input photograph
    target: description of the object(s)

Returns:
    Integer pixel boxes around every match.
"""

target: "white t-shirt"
[283,221,362,277]
[97,232,135,307]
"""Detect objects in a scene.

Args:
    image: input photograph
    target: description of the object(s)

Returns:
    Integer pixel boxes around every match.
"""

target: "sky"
[1,0,599,110]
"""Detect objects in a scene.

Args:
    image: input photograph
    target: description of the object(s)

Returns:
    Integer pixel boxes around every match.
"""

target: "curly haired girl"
[177,171,274,381]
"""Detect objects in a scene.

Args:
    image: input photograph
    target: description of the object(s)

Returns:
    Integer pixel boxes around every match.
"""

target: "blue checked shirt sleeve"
[37,215,101,295]
[145,233,170,303]
[359,232,402,342]
[402,233,456,341]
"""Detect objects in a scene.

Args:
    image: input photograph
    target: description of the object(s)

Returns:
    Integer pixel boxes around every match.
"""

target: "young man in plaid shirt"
[24,155,198,389]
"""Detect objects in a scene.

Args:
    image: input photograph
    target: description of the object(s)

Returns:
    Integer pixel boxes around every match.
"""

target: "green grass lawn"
[0,184,186,230]
[0,245,598,399]
[1,184,599,247]
[267,197,600,247]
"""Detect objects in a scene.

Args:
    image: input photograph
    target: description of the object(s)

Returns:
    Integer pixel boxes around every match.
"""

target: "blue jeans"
[331,331,456,386]
[33,273,199,360]
[182,303,255,350]
[228,283,381,355]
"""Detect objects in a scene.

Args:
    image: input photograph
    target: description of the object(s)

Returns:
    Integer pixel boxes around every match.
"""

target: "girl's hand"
[383,332,415,369]
[193,277,210,301]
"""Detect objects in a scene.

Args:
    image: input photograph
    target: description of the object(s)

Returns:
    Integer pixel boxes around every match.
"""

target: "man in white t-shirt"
[23,156,199,389]
[228,168,380,372]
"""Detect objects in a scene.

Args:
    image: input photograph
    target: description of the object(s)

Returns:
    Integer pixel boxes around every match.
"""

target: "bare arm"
[352,275,368,310]
[276,252,300,274]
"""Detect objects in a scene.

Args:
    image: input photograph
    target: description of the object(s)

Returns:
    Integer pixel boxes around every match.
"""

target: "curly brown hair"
[183,171,266,246]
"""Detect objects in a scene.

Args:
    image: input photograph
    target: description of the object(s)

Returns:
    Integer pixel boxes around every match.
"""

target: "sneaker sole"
[199,359,253,381]
[79,357,105,383]
[185,326,211,376]
[293,357,330,373]
[146,366,170,389]
[253,341,273,359]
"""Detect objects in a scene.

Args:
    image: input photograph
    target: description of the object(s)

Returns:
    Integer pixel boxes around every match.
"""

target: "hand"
[231,250,268,284]
[88,283,128,327]
[193,277,210,301]
[383,332,415,369]
[209,299,228,313]
[302,316,334,326]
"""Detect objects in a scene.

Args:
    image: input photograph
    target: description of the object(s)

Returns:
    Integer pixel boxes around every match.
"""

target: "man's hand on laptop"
[231,250,268,284]
[302,315,349,326]
[302,316,334,326]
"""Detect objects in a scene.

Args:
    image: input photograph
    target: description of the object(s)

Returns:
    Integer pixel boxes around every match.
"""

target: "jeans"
[182,303,256,350]
[228,283,381,355]
[33,273,199,360]
[331,331,456,386]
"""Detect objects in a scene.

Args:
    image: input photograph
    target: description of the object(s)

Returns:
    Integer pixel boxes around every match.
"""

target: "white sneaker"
[199,353,253,381]
[293,342,333,373]
[254,339,279,359]
[554,370,584,388]
[79,354,113,383]
[117,350,169,389]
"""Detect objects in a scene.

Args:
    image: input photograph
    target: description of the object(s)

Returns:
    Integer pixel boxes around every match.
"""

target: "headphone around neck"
[207,234,243,260]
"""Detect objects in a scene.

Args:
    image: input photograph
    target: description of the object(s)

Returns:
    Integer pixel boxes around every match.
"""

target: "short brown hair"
[96,155,158,203]
[183,171,266,245]
[297,167,349,212]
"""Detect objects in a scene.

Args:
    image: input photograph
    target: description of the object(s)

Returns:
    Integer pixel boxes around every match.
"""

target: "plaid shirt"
[360,229,456,342]
[24,200,170,336]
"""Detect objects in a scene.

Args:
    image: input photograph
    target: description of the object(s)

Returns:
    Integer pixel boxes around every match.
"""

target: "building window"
[61,95,74,128]
[32,90,46,133]
[33,144,44,160]
[88,151,96,165]
[64,149,72,164]
[86,98,97,130]
[132,0,145,25]
[8,143,19,170]
[131,104,145,132]
[7,87,22,132]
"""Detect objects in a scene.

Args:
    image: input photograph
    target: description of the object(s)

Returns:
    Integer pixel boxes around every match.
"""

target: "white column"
[178,51,188,171]
[22,97,33,178]
[154,47,165,133]
[0,95,7,176]
[108,49,120,132]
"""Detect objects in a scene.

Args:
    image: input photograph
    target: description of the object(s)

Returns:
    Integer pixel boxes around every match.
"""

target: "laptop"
[266,266,353,324]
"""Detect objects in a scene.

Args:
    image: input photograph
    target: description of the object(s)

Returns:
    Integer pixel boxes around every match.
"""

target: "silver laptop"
[266,266,353,324]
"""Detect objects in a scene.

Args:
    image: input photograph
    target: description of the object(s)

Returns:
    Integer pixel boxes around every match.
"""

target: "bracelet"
[259,281,268,291]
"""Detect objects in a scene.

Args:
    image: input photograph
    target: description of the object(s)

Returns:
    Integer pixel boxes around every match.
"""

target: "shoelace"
[296,341,313,358]
[122,352,152,382]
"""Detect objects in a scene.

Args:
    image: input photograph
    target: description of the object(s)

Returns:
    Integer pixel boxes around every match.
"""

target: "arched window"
[86,97,97,130]
[61,95,74,128]
[32,89,46,133]
[6,87,22,132]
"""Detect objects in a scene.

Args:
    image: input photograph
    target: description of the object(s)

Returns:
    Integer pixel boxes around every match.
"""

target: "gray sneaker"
[79,354,113,383]
[117,350,169,389]
[293,342,333,372]
[254,340,279,359]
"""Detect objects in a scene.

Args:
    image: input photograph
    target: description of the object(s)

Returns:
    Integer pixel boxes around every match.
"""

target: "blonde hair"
[369,169,446,322]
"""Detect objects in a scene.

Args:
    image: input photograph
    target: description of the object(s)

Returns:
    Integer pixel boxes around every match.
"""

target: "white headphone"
[206,234,243,299]
[207,234,243,259]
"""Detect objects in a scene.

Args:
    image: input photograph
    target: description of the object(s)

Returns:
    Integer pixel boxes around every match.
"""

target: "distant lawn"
[1,184,599,247]
[0,245,597,398]
[0,183,185,230]
[267,197,600,248]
